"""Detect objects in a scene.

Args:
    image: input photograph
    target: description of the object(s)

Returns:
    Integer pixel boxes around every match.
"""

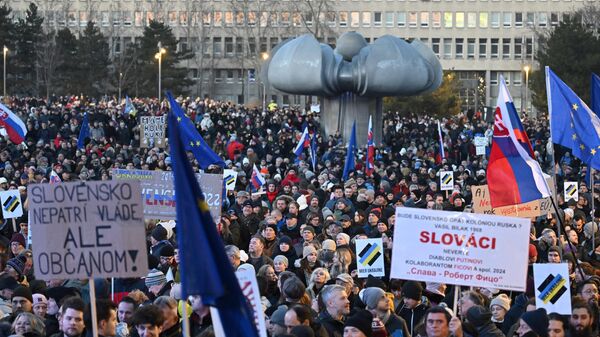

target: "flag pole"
[592,167,596,252]
[89,279,99,337]
[545,66,561,237]
[182,302,191,337]
[549,196,585,279]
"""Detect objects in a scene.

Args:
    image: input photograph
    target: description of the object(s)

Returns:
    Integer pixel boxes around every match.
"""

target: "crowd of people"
[0,94,596,337]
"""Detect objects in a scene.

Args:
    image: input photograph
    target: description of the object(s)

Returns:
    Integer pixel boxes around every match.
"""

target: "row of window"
[26,10,567,29]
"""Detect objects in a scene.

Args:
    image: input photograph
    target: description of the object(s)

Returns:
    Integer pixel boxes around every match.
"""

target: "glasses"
[583,289,598,295]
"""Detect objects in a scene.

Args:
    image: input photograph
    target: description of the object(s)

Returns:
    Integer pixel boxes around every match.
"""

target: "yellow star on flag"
[572,103,579,110]
[580,144,585,150]
[592,148,597,155]
[196,141,201,146]
[177,117,182,122]
[197,198,210,212]
[190,141,194,147]
[572,134,577,140]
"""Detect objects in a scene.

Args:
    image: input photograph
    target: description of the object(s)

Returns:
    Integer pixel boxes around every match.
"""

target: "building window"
[385,12,394,27]
[502,38,510,58]
[538,12,548,27]
[444,12,452,28]
[213,37,222,57]
[491,12,500,28]
[214,12,222,27]
[362,12,371,27]
[374,11,382,26]
[281,12,290,27]
[455,12,464,28]
[432,38,440,56]
[479,12,488,27]
[224,38,234,57]
[180,12,188,26]
[513,72,523,86]
[467,38,475,58]
[409,12,417,27]
[432,12,441,27]
[340,12,348,27]
[467,12,476,28]
[514,37,523,59]
[135,11,143,26]
[397,12,406,27]
[503,12,511,27]
[168,11,177,26]
[551,12,559,26]
[443,38,452,59]
[455,38,464,58]
[351,11,359,27]
[420,12,429,27]
[479,38,487,58]
[491,72,499,85]
[491,38,499,58]
[326,12,335,27]
[525,37,533,58]
[526,12,534,26]
[515,12,523,27]
[236,11,245,26]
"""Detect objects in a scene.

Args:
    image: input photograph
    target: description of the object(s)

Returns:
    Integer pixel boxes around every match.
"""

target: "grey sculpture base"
[321,94,383,145]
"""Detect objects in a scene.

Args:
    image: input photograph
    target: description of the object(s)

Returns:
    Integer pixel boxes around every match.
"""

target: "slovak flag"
[250,164,266,192]
[293,127,311,157]
[487,76,550,207]
[366,115,375,176]
[0,103,27,144]
[50,170,62,183]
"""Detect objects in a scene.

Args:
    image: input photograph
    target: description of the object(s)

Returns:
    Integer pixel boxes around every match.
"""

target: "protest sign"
[440,171,454,191]
[28,180,148,279]
[533,263,572,315]
[474,136,488,147]
[224,169,238,191]
[0,190,22,218]
[112,169,223,224]
[140,116,166,148]
[471,184,551,218]
[391,208,530,291]
[355,238,385,278]
[236,268,268,337]
[564,182,578,202]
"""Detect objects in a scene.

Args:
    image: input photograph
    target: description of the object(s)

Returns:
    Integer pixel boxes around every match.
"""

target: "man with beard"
[61,297,86,337]
[569,298,597,337]
[2,286,33,324]
[85,299,118,337]
[318,285,350,337]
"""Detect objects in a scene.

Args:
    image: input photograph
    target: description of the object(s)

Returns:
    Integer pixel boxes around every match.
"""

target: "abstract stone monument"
[265,32,443,143]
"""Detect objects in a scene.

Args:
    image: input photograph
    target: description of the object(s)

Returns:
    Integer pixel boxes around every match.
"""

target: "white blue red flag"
[309,134,317,172]
[366,115,375,176]
[251,164,266,192]
[437,120,445,159]
[49,170,61,184]
[487,76,550,207]
[293,127,310,157]
[0,103,27,144]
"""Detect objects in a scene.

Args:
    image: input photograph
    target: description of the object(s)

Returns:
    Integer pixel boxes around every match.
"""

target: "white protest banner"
[223,169,238,191]
[533,263,572,315]
[140,116,167,148]
[564,182,578,202]
[391,207,530,291]
[28,180,148,279]
[236,268,268,337]
[474,136,488,147]
[0,190,22,218]
[356,238,385,278]
[112,169,223,224]
[471,185,551,218]
[440,171,454,191]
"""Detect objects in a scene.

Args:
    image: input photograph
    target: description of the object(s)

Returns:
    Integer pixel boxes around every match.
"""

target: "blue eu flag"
[547,67,600,170]
[591,73,600,117]
[168,102,259,337]
[166,93,225,170]
[342,121,357,181]
[77,112,90,150]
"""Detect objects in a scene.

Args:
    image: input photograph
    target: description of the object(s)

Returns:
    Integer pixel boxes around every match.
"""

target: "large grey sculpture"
[265,32,443,144]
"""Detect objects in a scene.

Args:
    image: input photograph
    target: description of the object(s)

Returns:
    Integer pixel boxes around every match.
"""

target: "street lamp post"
[155,43,167,102]
[118,72,123,103]
[3,46,8,100]
[524,65,530,115]
[260,52,269,111]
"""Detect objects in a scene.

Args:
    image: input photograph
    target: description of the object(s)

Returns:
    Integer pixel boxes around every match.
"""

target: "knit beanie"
[528,244,538,259]
[274,255,289,267]
[145,269,167,288]
[344,310,373,337]
[270,305,288,326]
[12,286,33,303]
[32,293,48,307]
[10,233,25,248]
[282,277,306,301]
[402,281,423,300]
[362,287,386,310]
[490,294,511,312]
[322,239,336,251]
[303,245,317,258]
[7,255,27,276]
[290,326,316,337]
[521,308,549,337]
[151,225,168,241]
[158,245,175,257]
[466,305,492,327]
[548,245,562,259]
[279,235,293,246]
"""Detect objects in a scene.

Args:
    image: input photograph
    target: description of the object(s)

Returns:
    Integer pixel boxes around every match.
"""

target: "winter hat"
[302,226,316,234]
[361,287,386,310]
[303,245,317,258]
[270,305,288,326]
[490,294,511,312]
[426,282,445,296]
[151,225,168,241]
[521,308,549,337]
[10,233,25,248]
[0,276,18,290]
[12,286,33,303]
[145,269,167,288]
[402,281,423,300]
[344,310,373,337]
[32,294,48,307]
[336,273,354,285]
[279,235,293,246]
[274,255,289,267]
[7,255,27,276]
[528,244,538,259]
[337,233,350,246]
[159,245,175,257]
[369,208,382,218]
[282,277,306,301]
[548,245,562,259]
[466,305,492,327]
[290,326,315,337]
[322,207,334,220]
[322,239,336,251]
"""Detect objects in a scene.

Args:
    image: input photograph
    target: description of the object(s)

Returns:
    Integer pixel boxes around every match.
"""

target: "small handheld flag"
[342,121,357,181]
[0,103,27,144]
[437,120,446,159]
[123,96,137,116]
[77,112,90,150]
[366,115,375,177]
[293,127,310,158]
[251,164,266,192]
